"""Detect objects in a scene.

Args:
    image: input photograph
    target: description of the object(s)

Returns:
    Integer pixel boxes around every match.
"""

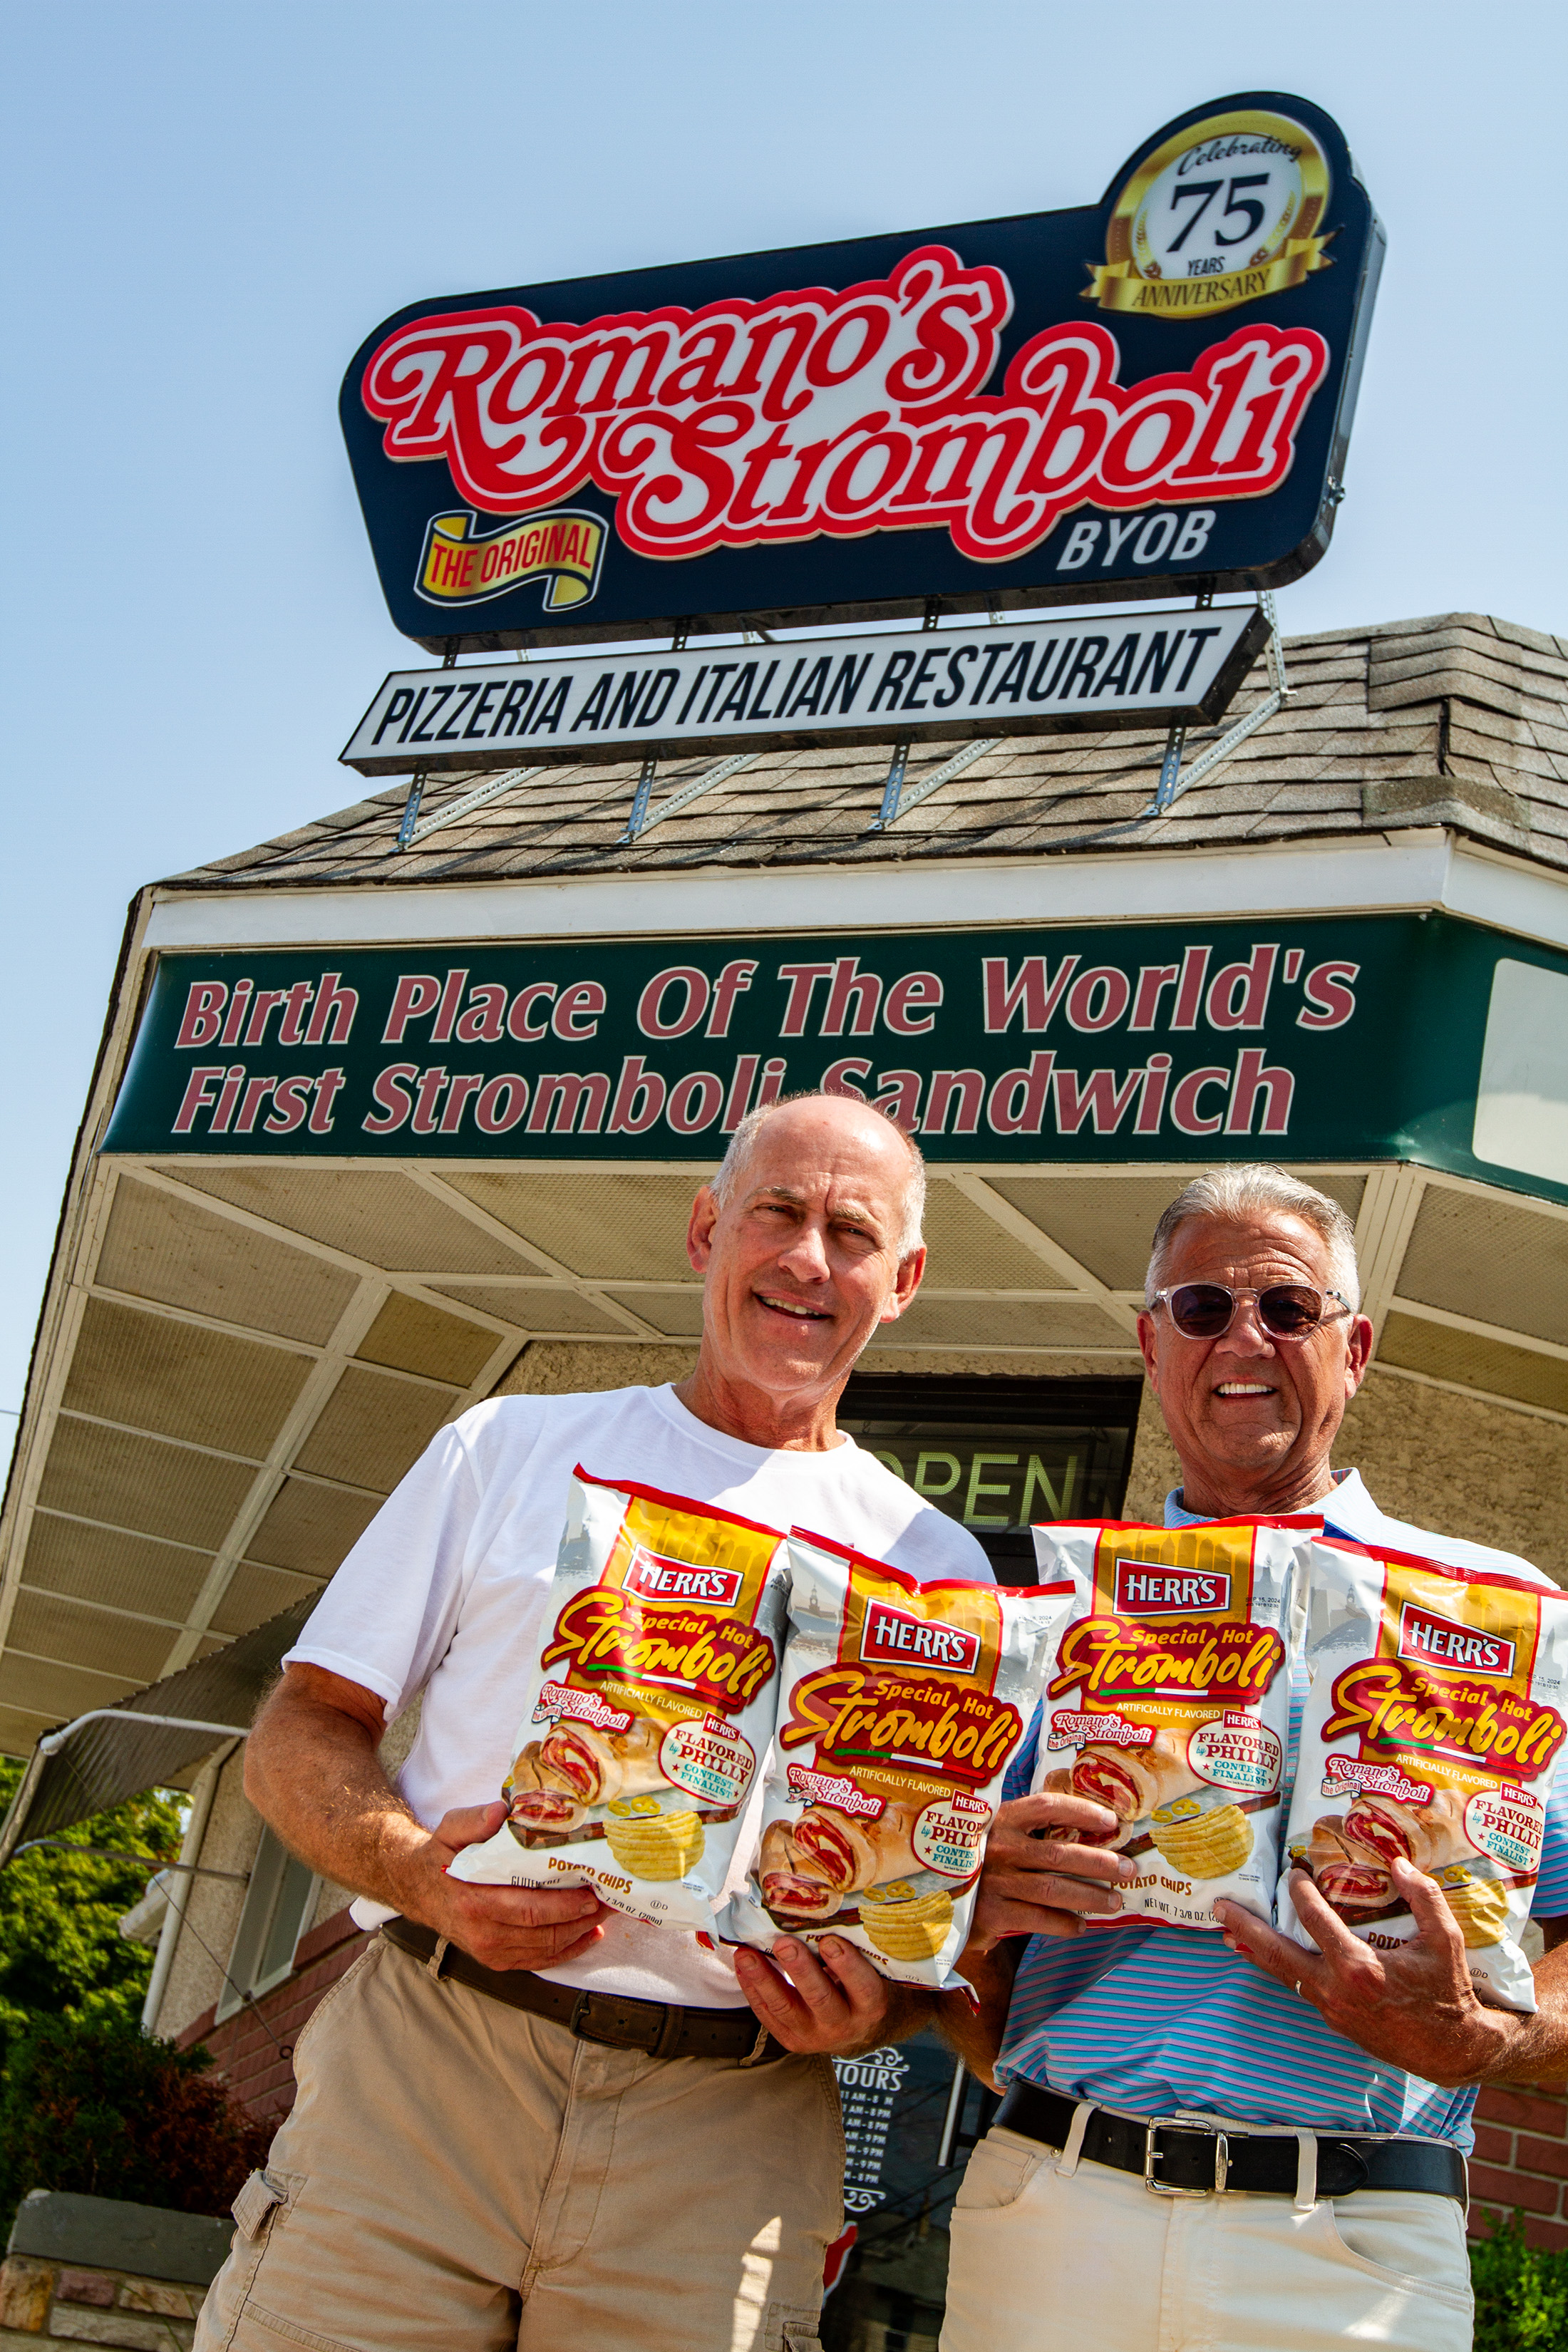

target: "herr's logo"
[1113,1560,1232,1617]
[861,1597,980,1673]
[623,1547,744,1609]
[1398,1601,1516,1681]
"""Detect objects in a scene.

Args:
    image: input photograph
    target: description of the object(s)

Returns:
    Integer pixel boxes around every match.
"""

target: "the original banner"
[341,92,1382,653]
[100,915,1568,1210]
[341,606,1267,777]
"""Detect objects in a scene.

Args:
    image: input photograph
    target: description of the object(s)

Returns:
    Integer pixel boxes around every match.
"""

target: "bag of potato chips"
[1030,1517,1317,1929]
[448,1469,788,1931]
[1279,1537,1568,2013]
[720,1530,1071,1989]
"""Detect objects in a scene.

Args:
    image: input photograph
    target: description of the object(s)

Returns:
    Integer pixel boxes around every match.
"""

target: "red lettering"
[359,260,1326,569]
[1298,961,1360,1031]
[175,984,227,1049]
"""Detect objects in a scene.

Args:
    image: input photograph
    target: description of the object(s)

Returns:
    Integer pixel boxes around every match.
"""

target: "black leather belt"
[996,2082,1467,2201]
[380,1917,783,2065]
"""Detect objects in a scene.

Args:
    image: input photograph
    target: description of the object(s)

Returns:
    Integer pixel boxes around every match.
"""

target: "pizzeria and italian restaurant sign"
[100,914,1567,1207]
[341,91,1381,651]
[341,607,1266,776]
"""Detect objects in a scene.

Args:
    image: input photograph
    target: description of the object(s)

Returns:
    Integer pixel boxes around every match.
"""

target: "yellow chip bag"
[1031,1516,1318,1929]
[448,1469,788,1931]
[721,1529,1070,1989]
[1279,1537,1568,2013]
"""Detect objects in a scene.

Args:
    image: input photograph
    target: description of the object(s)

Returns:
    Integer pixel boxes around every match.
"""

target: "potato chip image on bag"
[1031,1517,1318,1930]
[720,1530,1072,1990]
[448,1470,788,1932]
[1279,1537,1568,2013]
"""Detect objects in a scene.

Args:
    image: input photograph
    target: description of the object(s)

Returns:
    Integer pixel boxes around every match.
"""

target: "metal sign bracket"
[866,736,1009,833]
[1140,590,1291,820]
[621,748,758,844]
[394,641,459,850]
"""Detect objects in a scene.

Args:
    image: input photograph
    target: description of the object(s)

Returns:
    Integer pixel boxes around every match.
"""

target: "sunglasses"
[1148,1283,1353,1341]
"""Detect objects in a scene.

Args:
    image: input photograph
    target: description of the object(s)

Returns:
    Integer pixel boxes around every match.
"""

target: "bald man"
[198,1094,1113,2352]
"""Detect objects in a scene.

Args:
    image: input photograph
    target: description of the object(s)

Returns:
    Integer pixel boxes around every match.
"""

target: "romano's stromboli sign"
[102,916,1568,1205]
[341,92,1381,652]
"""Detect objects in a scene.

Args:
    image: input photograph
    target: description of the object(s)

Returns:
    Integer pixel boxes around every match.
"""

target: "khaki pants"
[196,1938,842,2352]
[942,2125,1475,2352]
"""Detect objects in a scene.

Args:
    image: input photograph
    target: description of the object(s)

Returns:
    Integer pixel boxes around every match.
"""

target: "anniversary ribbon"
[1085,235,1333,318]
[416,507,606,610]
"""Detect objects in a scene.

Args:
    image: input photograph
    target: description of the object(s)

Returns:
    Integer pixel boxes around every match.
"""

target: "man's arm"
[1217,1862,1568,2088]
[927,1790,1134,2088]
[937,1943,1022,2089]
[253,1664,922,2054]
[246,1662,612,1971]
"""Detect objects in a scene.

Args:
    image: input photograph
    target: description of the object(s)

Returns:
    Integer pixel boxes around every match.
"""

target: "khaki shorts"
[195,1937,842,2352]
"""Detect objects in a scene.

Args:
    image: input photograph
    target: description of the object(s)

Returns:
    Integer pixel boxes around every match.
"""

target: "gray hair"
[708,1089,927,1259]
[1145,1164,1361,1310]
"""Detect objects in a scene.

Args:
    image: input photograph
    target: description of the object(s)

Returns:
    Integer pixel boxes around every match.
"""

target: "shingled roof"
[165,612,1568,891]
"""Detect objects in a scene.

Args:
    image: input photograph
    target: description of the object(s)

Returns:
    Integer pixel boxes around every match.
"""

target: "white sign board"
[341,605,1267,777]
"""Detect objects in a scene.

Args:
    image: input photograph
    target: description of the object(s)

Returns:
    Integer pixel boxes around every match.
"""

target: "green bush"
[0,2009,272,2242]
[1471,2209,1568,2350]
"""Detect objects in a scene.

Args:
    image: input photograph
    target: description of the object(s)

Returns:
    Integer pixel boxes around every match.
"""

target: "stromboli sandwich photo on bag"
[1030,1516,1319,1928]
[1279,1537,1568,2012]
[448,1469,789,1931]
[721,1529,1072,1989]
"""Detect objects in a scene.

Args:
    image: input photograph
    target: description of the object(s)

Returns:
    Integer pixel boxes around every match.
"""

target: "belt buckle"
[568,1991,661,2055]
[1143,2119,1229,2197]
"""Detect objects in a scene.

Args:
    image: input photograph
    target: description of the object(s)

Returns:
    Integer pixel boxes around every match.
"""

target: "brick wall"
[176,1908,368,2127]
[1470,2080,1568,2252]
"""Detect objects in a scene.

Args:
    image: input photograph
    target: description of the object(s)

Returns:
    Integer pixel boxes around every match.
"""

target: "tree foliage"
[0,1756,185,2053]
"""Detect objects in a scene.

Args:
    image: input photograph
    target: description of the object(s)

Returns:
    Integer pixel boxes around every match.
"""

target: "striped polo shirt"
[996,1474,1568,2146]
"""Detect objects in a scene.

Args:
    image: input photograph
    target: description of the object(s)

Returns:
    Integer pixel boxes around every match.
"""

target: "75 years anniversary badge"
[1088,108,1333,319]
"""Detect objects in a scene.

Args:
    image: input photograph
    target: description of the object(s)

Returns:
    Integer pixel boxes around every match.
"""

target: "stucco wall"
[495,1340,1145,1396]
[1341,1369,1568,1584]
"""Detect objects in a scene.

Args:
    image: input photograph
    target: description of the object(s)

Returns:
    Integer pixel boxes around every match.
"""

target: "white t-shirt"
[285,1381,994,2006]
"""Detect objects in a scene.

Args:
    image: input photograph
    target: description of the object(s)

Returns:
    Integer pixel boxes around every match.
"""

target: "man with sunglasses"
[940,1163,1568,2352]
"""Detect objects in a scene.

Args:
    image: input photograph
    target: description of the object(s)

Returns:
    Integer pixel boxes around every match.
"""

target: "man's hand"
[396,1800,613,1973]
[966,1791,1137,1954]
[244,1666,614,1972]
[1216,1859,1523,2087]
[731,1935,920,2057]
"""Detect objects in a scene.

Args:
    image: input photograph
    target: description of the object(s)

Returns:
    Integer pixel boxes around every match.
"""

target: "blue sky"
[3,0,1564,1453]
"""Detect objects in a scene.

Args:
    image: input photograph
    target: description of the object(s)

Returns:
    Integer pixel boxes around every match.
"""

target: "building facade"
[5,607,1568,2329]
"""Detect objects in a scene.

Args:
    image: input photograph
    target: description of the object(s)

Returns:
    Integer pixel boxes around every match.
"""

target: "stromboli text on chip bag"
[1279,1537,1568,2013]
[1030,1517,1318,1929]
[448,1469,788,1931]
[720,1529,1072,1990]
